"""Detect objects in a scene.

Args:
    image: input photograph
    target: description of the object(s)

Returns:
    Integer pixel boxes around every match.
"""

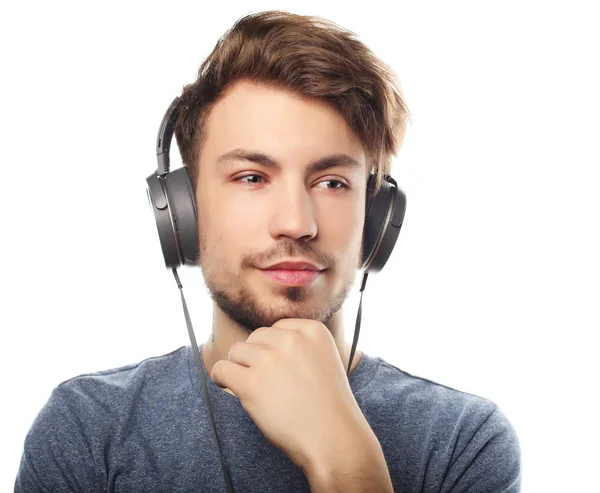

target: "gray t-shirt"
[15,345,521,492]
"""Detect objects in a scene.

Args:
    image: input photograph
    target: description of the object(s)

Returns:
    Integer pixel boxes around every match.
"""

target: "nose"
[268,180,318,242]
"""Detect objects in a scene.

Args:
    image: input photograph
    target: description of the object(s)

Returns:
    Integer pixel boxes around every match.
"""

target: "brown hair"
[174,10,410,194]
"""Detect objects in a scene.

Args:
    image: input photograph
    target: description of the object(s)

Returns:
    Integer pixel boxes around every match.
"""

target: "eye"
[316,179,349,190]
[236,174,265,185]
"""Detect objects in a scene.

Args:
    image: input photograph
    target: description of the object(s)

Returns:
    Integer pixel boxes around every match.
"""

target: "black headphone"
[145,95,407,493]
[146,96,407,273]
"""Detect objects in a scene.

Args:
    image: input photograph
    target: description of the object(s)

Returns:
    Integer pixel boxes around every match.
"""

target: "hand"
[210,318,366,470]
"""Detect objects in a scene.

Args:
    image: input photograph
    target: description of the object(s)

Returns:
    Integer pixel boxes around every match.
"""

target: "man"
[15,10,521,493]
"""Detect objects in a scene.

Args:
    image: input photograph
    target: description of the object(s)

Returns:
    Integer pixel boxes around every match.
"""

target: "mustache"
[241,240,337,270]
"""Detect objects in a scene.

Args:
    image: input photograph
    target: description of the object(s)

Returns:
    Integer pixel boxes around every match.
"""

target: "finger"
[247,325,301,350]
[247,326,306,358]
[270,318,306,330]
[272,318,331,344]
[211,359,248,396]
[228,341,269,368]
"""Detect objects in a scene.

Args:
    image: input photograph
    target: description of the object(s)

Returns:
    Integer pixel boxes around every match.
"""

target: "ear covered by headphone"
[146,96,406,274]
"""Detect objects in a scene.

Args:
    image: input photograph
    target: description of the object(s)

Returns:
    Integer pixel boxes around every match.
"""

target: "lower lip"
[261,269,323,286]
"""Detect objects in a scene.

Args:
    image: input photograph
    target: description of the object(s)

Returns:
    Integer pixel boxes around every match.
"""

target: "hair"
[173,10,410,195]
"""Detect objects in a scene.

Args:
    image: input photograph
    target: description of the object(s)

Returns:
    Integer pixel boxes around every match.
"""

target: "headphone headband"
[156,96,181,176]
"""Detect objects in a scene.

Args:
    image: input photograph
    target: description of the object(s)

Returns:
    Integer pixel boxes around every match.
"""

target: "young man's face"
[195,80,368,333]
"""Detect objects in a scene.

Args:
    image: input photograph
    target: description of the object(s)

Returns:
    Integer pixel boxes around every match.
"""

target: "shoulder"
[371,357,510,426]
[366,357,521,490]
[18,346,193,491]
[54,345,191,406]
[28,345,191,435]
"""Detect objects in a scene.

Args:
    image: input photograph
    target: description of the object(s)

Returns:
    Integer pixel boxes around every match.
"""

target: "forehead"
[200,80,366,168]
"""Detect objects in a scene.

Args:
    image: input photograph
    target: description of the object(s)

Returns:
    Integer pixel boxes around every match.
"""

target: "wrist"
[303,425,388,491]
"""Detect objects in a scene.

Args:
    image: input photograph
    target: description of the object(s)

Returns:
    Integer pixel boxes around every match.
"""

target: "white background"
[1,1,598,491]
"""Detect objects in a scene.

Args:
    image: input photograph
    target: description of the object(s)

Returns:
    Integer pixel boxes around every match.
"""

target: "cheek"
[322,207,364,253]
[199,186,268,265]
[203,207,258,260]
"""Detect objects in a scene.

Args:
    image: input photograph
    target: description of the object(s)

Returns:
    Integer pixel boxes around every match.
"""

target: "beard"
[207,277,354,334]
[199,235,363,335]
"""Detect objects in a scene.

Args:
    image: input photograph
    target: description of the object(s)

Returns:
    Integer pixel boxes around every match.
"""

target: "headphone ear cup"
[146,172,180,269]
[163,167,199,266]
[361,174,406,272]
[365,173,376,219]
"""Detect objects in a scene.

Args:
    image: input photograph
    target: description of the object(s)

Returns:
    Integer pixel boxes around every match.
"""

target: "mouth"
[259,268,324,286]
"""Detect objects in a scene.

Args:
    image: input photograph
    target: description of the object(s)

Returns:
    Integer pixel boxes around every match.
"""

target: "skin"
[197,79,369,395]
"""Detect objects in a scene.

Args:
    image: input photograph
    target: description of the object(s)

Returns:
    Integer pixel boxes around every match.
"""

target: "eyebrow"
[215,148,363,173]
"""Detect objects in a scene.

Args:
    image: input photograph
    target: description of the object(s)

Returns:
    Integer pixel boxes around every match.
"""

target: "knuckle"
[247,326,268,343]
[228,341,243,357]
[283,329,302,351]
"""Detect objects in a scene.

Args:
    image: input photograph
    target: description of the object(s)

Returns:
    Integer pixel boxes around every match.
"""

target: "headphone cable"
[172,268,368,493]
[173,269,235,493]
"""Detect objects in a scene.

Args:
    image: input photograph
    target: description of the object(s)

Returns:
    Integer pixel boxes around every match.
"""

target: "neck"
[201,303,363,384]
